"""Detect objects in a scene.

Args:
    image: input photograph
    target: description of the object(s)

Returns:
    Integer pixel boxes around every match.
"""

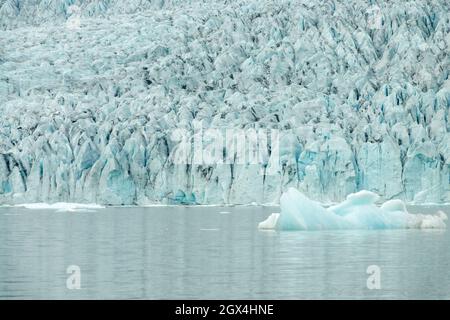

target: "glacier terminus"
[0,0,449,206]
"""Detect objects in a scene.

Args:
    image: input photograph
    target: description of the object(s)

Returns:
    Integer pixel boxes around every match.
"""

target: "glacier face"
[0,0,449,205]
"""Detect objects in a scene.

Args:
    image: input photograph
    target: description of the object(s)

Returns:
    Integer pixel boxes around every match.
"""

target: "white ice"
[258,188,448,230]
[15,202,105,212]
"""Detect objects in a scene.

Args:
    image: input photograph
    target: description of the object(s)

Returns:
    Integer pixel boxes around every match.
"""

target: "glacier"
[258,188,448,230]
[0,0,449,205]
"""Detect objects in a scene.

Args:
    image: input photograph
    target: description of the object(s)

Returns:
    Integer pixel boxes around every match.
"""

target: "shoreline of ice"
[259,188,448,231]
[3,201,450,210]
[14,202,105,212]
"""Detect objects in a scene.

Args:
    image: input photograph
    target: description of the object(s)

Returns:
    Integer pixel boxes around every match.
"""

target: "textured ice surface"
[258,188,448,230]
[0,0,449,205]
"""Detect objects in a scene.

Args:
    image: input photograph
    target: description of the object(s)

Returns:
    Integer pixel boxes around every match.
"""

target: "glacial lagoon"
[0,205,449,299]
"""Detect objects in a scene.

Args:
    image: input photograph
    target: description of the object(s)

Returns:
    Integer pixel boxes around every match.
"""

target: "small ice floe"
[258,213,280,229]
[200,228,220,231]
[258,188,448,231]
[219,211,231,214]
[15,203,105,212]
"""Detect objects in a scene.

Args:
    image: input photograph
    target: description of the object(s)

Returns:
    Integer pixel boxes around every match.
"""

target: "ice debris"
[15,202,105,212]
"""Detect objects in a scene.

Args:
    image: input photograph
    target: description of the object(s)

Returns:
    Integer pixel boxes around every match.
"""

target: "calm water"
[0,205,449,299]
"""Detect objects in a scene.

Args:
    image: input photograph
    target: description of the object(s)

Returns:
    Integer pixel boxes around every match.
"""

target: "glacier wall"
[0,0,449,205]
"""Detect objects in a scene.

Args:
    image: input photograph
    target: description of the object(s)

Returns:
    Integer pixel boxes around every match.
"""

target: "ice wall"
[0,0,449,205]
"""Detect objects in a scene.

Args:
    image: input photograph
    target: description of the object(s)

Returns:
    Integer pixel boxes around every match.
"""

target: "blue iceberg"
[259,188,447,231]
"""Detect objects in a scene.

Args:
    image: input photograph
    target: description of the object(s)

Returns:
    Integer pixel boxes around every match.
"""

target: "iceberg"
[258,188,448,230]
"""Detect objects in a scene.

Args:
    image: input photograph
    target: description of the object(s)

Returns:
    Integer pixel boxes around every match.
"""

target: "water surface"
[0,205,449,299]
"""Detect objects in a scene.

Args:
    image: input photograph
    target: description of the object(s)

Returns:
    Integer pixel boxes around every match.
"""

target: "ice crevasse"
[0,0,449,205]
[259,188,448,230]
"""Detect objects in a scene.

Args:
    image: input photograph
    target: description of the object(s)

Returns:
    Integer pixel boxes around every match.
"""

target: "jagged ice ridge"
[0,0,449,205]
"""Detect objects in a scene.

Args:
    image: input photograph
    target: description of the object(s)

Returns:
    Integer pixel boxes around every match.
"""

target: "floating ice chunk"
[418,214,447,229]
[258,213,280,229]
[380,199,407,212]
[259,188,447,231]
[15,202,105,212]
[328,190,380,216]
[346,190,380,204]
[437,210,448,221]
